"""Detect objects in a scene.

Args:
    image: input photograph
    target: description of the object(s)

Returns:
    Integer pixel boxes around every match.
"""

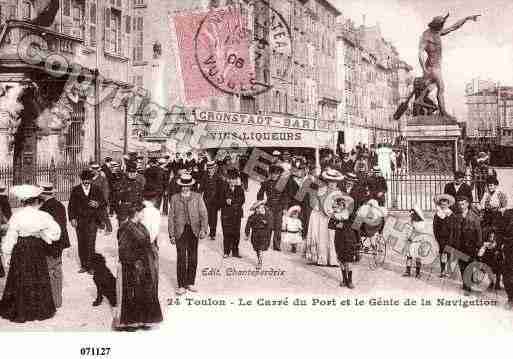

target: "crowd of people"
[1,144,513,330]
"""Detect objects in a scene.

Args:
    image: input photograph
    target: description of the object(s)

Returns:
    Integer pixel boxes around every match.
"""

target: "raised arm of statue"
[418,35,428,74]
[441,15,480,36]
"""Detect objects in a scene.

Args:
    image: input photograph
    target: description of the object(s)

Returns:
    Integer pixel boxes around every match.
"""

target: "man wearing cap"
[257,164,286,251]
[112,161,144,224]
[39,182,70,307]
[168,173,208,295]
[219,169,245,257]
[444,170,473,212]
[144,158,166,210]
[200,161,223,240]
[419,13,479,117]
[68,169,108,274]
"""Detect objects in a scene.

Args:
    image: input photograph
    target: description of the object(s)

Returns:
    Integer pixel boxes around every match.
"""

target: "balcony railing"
[319,85,342,103]
[0,20,83,68]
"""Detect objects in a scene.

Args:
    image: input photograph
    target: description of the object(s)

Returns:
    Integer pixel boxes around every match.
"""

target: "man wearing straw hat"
[39,182,70,308]
[168,173,208,295]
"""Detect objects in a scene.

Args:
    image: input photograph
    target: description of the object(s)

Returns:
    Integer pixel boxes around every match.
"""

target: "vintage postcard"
[0,0,512,356]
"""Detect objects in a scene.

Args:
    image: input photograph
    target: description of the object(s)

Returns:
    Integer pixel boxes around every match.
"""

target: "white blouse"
[141,201,161,242]
[2,206,61,255]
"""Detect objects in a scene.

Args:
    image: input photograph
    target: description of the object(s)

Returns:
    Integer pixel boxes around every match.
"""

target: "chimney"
[362,14,366,27]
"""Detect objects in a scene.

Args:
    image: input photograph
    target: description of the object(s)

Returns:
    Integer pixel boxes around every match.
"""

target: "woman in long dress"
[0,185,61,323]
[304,169,344,266]
[115,202,162,331]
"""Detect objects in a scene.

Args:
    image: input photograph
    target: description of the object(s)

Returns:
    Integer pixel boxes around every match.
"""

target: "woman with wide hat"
[433,193,458,278]
[305,168,345,266]
[0,185,61,323]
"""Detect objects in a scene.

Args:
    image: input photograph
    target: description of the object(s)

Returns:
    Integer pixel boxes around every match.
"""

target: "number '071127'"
[80,347,111,356]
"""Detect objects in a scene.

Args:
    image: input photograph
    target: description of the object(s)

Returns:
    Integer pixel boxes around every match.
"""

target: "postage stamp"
[195,0,292,97]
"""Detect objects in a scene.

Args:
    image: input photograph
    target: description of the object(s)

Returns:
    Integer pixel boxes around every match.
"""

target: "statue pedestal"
[404,115,462,174]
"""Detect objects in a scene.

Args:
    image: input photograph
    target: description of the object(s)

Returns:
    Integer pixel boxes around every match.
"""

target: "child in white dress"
[282,206,303,253]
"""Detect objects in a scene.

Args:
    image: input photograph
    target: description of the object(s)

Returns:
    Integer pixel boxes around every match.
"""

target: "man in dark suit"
[284,156,312,241]
[199,161,224,240]
[219,169,245,258]
[39,182,70,308]
[444,170,473,212]
[257,164,286,250]
[68,169,107,274]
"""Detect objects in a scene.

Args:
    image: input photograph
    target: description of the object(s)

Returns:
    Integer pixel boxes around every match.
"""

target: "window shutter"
[104,7,111,51]
[125,15,131,33]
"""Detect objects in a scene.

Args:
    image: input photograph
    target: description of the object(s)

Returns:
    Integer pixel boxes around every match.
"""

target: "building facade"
[465,83,513,147]
[0,0,143,174]
[337,18,412,150]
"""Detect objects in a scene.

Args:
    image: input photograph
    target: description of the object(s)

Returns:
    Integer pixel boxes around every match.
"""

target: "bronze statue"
[394,13,480,121]
[419,13,480,118]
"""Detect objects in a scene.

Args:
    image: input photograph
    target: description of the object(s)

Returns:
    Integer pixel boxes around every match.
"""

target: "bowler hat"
[80,169,95,181]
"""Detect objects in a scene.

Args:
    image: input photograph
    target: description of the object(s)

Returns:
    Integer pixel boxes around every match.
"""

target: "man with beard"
[200,161,223,240]
[257,165,286,251]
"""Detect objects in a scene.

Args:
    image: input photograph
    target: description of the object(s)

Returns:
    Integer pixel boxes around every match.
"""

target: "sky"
[332,0,513,119]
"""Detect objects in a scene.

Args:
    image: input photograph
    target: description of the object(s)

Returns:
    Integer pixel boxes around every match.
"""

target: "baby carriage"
[355,199,387,270]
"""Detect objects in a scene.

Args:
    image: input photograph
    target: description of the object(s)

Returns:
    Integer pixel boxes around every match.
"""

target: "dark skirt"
[334,227,360,263]
[250,229,271,252]
[0,236,56,323]
[119,256,163,326]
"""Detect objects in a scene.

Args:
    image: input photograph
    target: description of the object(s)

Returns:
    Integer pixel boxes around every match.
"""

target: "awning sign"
[192,110,321,132]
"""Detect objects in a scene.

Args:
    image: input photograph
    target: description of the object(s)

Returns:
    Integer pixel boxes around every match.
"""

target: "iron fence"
[0,159,89,206]
[385,172,482,212]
